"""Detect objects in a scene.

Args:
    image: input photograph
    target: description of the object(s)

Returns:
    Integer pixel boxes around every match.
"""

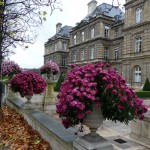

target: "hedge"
[135,91,150,98]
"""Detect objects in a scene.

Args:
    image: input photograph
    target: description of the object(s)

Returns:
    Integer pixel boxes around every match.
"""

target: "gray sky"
[8,0,125,69]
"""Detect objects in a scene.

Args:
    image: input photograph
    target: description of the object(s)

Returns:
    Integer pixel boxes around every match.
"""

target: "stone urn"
[83,105,104,136]
[25,95,33,104]
[22,95,35,109]
[73,104,114,150]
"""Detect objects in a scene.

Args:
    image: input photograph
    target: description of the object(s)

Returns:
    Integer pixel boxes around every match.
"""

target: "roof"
[73,3,124,29]
[46,25,72,44]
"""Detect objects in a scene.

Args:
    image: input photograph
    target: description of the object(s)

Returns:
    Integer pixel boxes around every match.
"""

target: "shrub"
[54,74,65,92]
[136,91,150,98]
[143,78,150,91]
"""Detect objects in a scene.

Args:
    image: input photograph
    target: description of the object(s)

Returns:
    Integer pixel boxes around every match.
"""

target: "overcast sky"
[8,0,125,69]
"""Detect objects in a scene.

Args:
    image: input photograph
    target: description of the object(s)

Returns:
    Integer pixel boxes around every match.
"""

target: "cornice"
[123,21,150,31]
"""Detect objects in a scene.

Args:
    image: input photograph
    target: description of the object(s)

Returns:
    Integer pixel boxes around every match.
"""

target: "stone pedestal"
[21,96,36,109]
[44,80,55,104]
[73,133,114,150]
[21,101,36,109]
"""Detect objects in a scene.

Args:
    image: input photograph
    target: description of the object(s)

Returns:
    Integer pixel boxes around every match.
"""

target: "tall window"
[134,66,141,82]
[90,48,94,59]
[104,26,109,38]
[81,50,84,61]
[62,57,66,65]
[53,56,57,62]
[115,30,119,38]
[136,7,142,23]
[104,48,109,59]
[81,31,85,42]
[115,48,119,60]
[54,43,57,51]
[135,37,142,54]
[91,28,94,39]
[73,51,76,62]
[63,43,67,51]
[74,35,76,45]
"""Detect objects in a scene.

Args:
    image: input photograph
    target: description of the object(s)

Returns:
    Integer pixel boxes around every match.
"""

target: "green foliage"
[143,78,150,91]
[54,74,65,92]
[136,91,150,98]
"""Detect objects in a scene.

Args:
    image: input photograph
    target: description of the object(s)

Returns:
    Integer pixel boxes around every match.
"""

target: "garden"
[0,60,149,150]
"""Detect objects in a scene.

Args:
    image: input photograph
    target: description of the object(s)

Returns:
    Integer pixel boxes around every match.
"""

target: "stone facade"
[69,0,150,88]
[123,0,150,88]
[44,0,150,88]
[44,24,72,81]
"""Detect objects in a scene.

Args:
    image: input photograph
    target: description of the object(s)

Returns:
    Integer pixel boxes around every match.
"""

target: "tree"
[0,0,61,108]
[54,74,65,92]
[143,78,150,91]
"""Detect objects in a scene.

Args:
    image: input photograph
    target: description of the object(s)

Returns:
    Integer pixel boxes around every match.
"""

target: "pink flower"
[77,113,85,119]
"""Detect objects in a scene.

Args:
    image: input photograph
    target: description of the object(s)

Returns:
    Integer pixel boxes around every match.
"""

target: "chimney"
[56,23,62,33]
[87,0,97,15]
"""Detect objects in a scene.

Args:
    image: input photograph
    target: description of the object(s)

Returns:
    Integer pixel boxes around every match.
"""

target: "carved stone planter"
[73,105,114,150]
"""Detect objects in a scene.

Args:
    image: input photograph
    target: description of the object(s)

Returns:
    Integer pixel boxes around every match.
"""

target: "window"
[104,26,109,38]
[115,30,119,38]
[135,37,142,54]
[73,51,76,62]
[115,48,119,60]
[62,57,66,65]
[54,43,57,51]
[81,50,84,61]
[91,28,94,39]
[63,43,67,51]
[53,56,57,62]
[136,7,142,23]
[74,35,76,45]
[104,48,109,59]
[61,71,65,76]
[90,48,94,59]
[134,66,141,82]
[81,31,85,42]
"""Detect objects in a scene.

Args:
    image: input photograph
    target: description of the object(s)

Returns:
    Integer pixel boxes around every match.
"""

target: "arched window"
[133,66,141,82]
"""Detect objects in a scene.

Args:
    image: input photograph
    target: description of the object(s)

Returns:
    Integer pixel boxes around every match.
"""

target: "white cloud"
[9,0,125,69]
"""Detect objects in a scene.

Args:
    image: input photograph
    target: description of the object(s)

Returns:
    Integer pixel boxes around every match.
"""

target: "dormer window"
[91,28,94,39]
[136,7,142,23]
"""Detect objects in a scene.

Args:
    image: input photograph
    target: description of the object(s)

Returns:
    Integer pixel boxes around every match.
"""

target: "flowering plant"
[1,60,22,77]
[10,72,46,97]
[56,63,148,128]
[40,60,60,76]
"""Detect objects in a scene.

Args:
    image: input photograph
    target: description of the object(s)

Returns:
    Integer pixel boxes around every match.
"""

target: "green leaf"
[34,140,41,145]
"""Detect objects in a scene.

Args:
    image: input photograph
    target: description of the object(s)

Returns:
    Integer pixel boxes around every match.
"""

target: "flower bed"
[56,63,148,128]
